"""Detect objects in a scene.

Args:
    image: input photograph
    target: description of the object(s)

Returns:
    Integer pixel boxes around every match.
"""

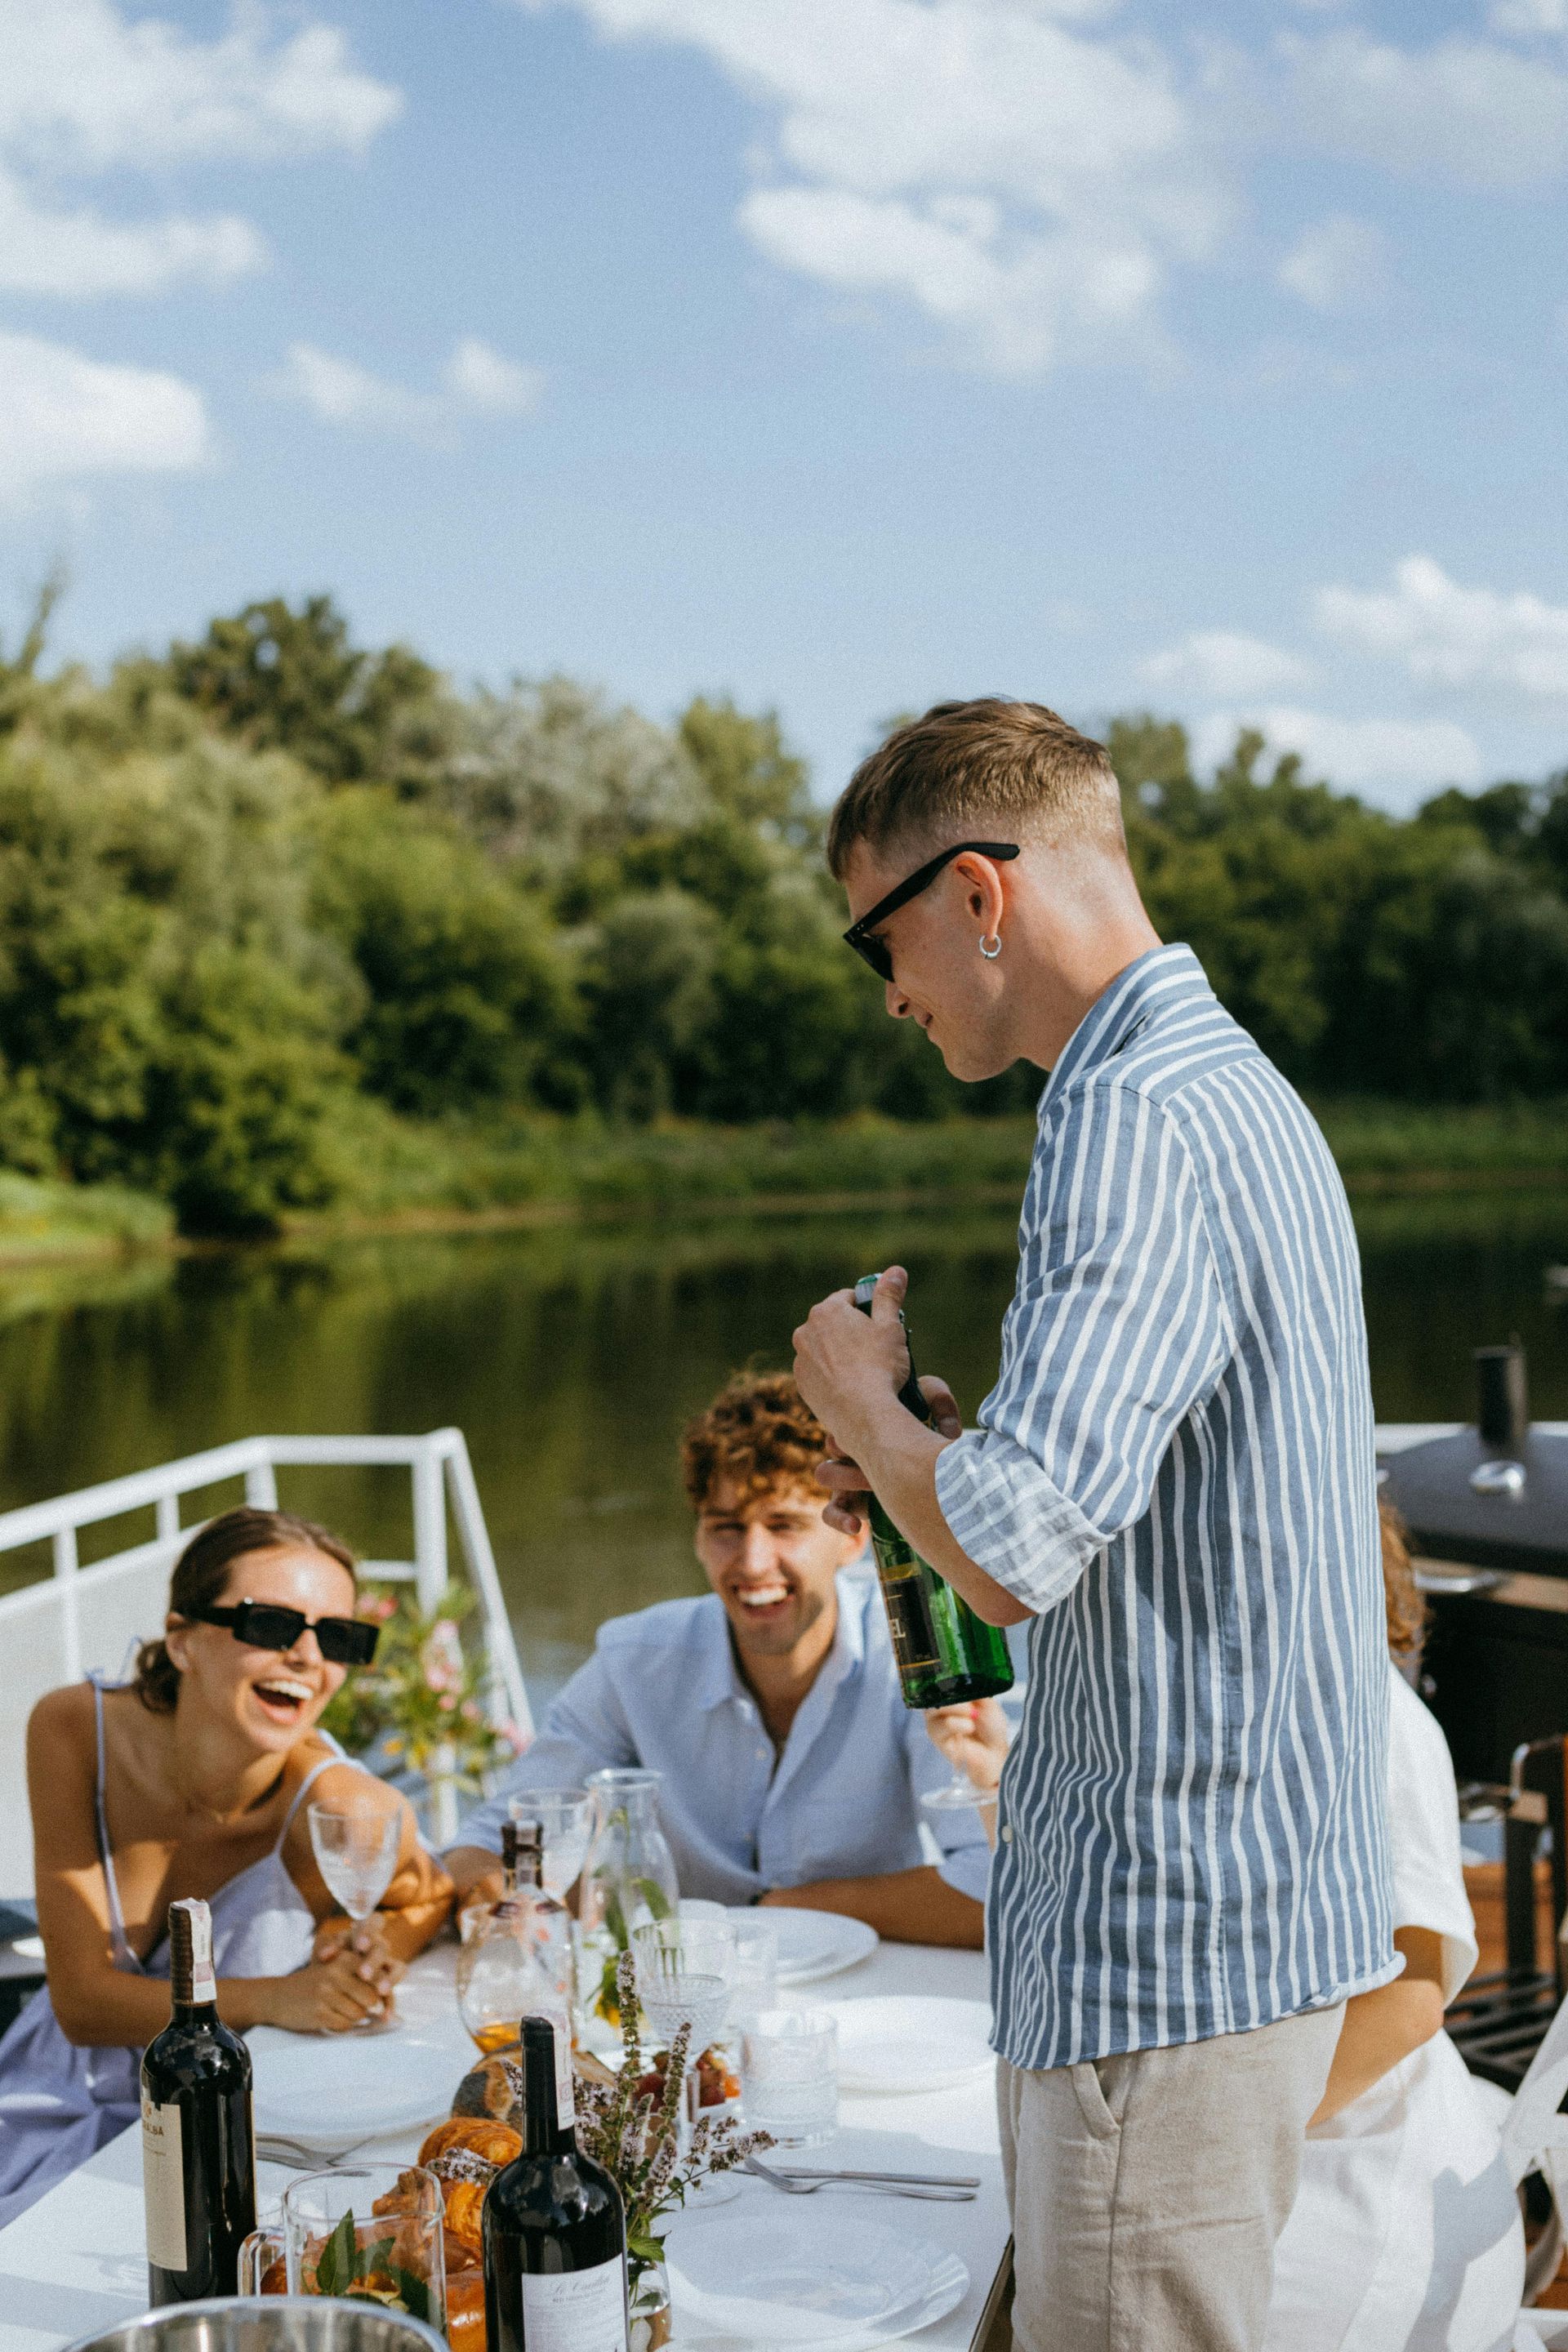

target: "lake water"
[2,1189,1566,1704]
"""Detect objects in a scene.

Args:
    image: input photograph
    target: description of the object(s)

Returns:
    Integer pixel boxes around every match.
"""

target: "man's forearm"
[762,1864,983,1949]
[858,1412,1032,1628]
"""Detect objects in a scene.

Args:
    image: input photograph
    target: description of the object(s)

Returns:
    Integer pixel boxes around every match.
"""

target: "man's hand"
[794,1268,963,1533]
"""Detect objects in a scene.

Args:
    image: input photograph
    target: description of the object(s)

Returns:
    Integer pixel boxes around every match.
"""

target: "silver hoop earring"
[979,933,1002,960]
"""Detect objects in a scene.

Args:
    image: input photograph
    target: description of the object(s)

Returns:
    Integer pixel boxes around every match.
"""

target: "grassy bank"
[3,1098,1566,1264]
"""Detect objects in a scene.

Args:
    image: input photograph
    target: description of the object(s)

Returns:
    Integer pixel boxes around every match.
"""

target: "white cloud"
[1192,706,1483,807]
[0,330,210,497]
[1281,28,1568,189]
[1277,213,1386,312]
[520,0,1225,373]
[1141,630,1315,697]
[0,171,265,298]
[0,0,399,299]
[269,340,544,439]
[1490,0,1568,33]
[1313,555,1568,700]
[444,338,544,416]
[0,0,401,171]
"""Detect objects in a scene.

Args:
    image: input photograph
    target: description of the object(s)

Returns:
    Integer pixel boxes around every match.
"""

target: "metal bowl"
[62,2300,451,2352]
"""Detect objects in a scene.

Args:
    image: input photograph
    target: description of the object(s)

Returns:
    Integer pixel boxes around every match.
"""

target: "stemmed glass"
[508,1788,593,1901]
[308,1802,403,2022]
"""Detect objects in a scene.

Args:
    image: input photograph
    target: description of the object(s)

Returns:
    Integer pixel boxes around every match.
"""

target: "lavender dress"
[0,1677,351,2226]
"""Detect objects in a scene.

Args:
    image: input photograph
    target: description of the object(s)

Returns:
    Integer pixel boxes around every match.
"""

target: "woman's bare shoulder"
[27,1680,96,1755]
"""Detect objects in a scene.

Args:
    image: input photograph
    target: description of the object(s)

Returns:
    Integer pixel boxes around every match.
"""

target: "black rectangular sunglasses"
[842,840,1020,982]
[186,1598,380,1667]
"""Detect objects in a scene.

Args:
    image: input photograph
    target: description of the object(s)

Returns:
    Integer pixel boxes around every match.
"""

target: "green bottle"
[853,1273,1014,1710]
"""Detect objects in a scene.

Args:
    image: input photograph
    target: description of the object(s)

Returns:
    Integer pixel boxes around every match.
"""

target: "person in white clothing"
[928,1499,1526,2352]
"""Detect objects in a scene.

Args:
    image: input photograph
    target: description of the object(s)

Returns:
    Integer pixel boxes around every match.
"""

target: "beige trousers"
[998,2003,1344,2352]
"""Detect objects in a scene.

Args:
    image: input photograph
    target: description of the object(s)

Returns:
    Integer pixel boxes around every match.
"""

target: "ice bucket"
[63,2300,450,2352]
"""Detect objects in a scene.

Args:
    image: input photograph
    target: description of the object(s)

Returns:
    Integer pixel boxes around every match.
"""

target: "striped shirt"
[934,943,1395,2071]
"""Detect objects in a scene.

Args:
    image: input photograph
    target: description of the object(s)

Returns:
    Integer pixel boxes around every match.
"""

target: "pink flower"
[421,1619,465,1695]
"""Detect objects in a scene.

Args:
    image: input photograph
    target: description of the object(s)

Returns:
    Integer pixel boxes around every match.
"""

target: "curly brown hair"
[680,1370,831,1512]
[1379,1494,1427,1666]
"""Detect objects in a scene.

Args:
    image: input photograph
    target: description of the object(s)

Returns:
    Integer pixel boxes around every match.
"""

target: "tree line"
[1,590,1564,1234]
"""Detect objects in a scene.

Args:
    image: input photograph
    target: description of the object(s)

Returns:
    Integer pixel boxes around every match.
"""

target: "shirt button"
[1000,1824,1014,1844]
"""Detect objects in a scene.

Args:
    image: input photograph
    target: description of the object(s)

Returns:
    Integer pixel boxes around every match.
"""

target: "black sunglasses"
[842,841,1020,982]
[185,1599,380,1668]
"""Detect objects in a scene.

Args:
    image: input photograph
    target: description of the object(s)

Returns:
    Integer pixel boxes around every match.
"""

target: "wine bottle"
[853,1272,1015,1709]
[483,2012,630,2352]
[140,1897,256,2305]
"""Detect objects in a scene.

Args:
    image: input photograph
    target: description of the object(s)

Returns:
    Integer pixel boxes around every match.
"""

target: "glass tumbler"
[740,2007,839,2149]
[283,2163,447,2329]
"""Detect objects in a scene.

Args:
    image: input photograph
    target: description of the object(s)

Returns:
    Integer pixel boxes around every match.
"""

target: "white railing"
[1376,1422,1568,1454]
[0,1431,531,1895]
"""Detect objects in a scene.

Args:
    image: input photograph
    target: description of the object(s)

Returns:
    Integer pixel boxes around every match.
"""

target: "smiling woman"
[0,1506,453,2227]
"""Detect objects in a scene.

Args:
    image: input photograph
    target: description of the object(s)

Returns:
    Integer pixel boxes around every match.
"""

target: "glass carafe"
[577,1768,679,2038]
[455,1822,557,2056]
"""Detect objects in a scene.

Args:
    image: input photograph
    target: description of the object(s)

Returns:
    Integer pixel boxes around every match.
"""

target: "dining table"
[0,1927,1012,2352]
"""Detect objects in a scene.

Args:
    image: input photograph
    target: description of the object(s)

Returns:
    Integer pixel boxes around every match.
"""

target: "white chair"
[1503,1987,1568,2339]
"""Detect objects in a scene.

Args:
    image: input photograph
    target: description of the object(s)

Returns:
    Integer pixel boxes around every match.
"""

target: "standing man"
[793,699,1393,2352]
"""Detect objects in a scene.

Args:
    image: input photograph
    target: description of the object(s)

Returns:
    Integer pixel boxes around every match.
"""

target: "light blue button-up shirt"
[457,1570,991,1907]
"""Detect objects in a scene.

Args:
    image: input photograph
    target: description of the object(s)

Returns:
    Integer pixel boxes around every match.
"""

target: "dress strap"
[273,1733,357,1853]
[87,1672,136,1971]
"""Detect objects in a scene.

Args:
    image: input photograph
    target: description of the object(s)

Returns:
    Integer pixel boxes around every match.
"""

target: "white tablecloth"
[0,1935,1009,2352]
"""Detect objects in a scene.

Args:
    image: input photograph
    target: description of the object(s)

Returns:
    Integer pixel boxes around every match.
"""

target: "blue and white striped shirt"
[934,943,1395,2070]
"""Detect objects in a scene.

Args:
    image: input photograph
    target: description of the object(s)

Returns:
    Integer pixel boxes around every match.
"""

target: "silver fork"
[256,2133,375,2172]
[744,2154,974,2202]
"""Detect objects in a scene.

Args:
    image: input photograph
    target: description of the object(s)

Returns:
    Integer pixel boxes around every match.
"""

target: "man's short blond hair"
[826,698,1125,880]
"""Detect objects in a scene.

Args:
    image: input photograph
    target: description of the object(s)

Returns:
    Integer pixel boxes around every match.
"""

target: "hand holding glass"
[309,1803,402,1922]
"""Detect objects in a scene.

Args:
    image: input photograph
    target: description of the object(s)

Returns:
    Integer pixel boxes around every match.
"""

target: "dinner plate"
[826,1996,996,2095]
[247,2005,472,2146]
[666,2203,968,2350]
[728,1907,878,1986]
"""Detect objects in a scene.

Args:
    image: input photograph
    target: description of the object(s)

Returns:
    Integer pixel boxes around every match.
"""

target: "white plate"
[666,2203,968,2350]
[826,1996,996,2095]
[247,2006,472,2147]
[728,1907,878,1986]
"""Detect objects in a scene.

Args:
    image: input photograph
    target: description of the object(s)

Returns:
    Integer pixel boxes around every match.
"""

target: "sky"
[3,0,1568,813]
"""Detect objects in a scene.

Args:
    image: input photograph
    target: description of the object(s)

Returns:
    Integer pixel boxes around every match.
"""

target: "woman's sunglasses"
[184,1599,380,1668]
[842,840,1020,982]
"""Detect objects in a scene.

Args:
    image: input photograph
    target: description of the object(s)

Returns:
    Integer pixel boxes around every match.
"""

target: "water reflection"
[1,1192,1565,1694]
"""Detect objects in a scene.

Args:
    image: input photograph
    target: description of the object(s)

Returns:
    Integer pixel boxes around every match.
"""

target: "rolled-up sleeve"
[936,1077,1231,1612]
[451,1646,636,1856]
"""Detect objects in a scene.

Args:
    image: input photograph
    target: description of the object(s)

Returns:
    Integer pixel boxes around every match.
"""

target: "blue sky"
[3,0,1568,812]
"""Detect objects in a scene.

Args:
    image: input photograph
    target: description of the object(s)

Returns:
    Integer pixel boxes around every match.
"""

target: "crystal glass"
[507,1789,593,1902]
[237,2225,285,2295]
[577,1768,679,2036]
[308,1805,402,1923]
[283,2164,447,2328]
[725,1920,778,2029]
[455,1899,557,2055]
[634,1916,740,2207]
[740,2008,839,2149]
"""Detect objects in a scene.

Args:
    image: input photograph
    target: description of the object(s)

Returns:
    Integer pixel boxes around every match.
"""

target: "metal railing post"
[412,1448,448,1615]
[245,1461,279,1509]
[53,1526,80,1683]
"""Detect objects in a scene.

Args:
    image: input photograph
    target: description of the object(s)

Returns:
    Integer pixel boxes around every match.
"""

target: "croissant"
[418,2116,523,2170]
[447,2267,486,2351]
[442,2180,488,2259]
[452,2051,524,2125]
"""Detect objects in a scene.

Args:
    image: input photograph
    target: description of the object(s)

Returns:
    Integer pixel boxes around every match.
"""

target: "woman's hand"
[925,1699,1010,1795]
[312,1910,403,1983]
[255,1940,405,2034]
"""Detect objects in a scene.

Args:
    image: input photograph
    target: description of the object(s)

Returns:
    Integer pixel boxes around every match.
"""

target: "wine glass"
[920,1701,1004,1814]
[508,1788,593,1902]
[308,1803,402,1922]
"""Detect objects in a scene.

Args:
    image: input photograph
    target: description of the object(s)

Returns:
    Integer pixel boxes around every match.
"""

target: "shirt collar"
[693,1572,869,1713]
[1040,942,1213,1117]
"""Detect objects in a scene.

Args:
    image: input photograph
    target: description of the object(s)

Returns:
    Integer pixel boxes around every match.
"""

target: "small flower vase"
[629,2256,672,2352]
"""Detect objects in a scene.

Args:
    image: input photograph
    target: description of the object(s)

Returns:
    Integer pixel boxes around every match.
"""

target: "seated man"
[448,1370,988,1944]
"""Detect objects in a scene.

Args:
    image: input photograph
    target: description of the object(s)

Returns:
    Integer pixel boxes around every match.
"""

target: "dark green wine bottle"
[853,1272,1014,1710]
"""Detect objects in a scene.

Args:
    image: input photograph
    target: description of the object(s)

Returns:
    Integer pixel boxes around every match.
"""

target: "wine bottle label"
[140,2094,188,2270]
[519,2255,628,2352]
[875,1561,942,1671]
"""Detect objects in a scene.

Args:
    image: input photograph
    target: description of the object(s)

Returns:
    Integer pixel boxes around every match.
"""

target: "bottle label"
[872,1521,942,1671]
[140,2094,187,2270]
[519,2255,628,2352]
